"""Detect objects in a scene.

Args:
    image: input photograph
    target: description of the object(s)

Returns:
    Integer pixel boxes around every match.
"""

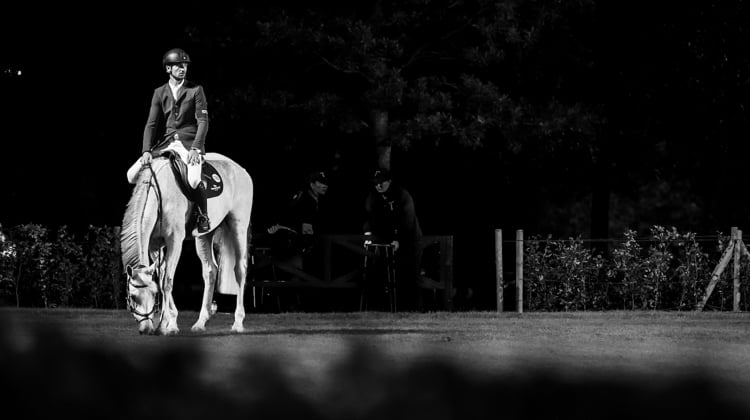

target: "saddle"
[159,150,223,200]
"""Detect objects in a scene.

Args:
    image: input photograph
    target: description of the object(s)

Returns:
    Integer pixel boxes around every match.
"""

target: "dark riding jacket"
[142,80,209,154]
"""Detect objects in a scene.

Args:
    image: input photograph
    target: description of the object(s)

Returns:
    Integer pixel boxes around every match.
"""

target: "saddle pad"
[202,162,223,198]
[165,151,223,199]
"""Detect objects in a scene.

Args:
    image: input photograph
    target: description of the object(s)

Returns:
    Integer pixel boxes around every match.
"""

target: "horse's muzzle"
[138,318,155,335]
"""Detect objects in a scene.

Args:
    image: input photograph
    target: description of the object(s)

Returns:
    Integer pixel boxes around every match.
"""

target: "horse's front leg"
[159,240,183,336]
[191,234,218,332]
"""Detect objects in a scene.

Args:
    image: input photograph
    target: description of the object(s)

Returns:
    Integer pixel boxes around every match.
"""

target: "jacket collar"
[162,80,192,103]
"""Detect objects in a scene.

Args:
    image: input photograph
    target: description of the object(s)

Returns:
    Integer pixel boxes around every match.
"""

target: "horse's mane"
[121,168,154,271]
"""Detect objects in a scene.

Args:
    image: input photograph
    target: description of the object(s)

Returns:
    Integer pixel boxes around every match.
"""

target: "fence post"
[696,228,736,311]
[733,228,742,312]
[495,229,503,313]
[516,229,524,314]
[441,236,454,311]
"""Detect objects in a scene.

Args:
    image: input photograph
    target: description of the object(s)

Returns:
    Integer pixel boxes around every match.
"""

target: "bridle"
[125,163,167,330]
[126,268,163,324]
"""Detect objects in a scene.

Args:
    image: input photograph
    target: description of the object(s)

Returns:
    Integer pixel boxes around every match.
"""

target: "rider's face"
[167,62,188,80]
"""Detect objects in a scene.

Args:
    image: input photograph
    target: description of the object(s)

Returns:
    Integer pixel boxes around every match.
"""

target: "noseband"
[126,273,163,324]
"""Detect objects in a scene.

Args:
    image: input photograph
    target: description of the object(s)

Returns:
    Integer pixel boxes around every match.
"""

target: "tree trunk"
[372,109,391,170]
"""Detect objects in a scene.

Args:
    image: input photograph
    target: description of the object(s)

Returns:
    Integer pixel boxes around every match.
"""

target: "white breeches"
[126,140,203,188]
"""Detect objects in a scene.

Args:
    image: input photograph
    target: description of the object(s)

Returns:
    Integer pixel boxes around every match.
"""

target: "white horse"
[121,152,253,335]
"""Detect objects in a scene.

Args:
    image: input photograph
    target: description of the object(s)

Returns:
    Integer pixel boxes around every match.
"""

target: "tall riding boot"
[196,183,211,233]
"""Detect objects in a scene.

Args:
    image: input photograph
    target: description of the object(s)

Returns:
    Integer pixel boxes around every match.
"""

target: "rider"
[128,47,211,233]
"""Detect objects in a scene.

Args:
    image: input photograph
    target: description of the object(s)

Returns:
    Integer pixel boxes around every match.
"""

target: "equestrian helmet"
[162,48,191,67]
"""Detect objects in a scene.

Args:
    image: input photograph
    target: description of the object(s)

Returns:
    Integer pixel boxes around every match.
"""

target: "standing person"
[267,170,330,256]
[126,47,211,233]
[363,169,424,311]
[257,170,330,310]
[261,170,331,276]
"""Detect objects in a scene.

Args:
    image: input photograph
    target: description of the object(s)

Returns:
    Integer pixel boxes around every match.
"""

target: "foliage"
[185,1,601,177]
[44,226,83,308]
[0,222,746,312]
[0,224,123,309]
[81,226,122,309]
[168,1,750,239]
[253,0,599,147]
[0,226,17,305]
[525,236,605,311]
[525,225,734,311]
[2,224,52,307]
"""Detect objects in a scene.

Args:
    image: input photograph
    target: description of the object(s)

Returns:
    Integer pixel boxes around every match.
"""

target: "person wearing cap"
[266,170,331,257]
[363,169,424,311]
[126,47,211,233]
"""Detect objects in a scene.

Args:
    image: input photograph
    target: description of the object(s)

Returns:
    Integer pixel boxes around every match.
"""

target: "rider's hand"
[188,148,201,165]
[301,223,314,235]
[140,151,152,166]
[267,224,280,234]
[391,240,400,252]
[363,232,372,247]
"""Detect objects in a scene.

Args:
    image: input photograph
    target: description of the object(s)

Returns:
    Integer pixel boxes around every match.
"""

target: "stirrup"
[197,214,210,233]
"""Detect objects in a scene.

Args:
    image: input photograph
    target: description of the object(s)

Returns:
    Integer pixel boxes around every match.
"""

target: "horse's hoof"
[191,323,206,332]
[231,323,245,333]
[161,326,180,336]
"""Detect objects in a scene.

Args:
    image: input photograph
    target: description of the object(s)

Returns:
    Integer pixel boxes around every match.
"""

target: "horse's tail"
[213,222,241,295]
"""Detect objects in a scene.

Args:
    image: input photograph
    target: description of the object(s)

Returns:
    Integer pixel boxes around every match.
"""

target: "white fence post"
[495,229,503,313]
[516,229,523,314]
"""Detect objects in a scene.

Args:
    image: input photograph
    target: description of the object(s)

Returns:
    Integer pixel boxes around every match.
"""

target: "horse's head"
[125,264,162,335]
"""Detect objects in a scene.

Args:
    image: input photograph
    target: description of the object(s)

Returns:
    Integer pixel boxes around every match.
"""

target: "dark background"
[4,1,750,310]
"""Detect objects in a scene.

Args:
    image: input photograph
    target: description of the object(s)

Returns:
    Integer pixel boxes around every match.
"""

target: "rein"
[125,163,167,330]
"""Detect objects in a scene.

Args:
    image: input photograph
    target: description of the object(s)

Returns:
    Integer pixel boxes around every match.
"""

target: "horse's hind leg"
[224,216,249,333]
[231,237,248,333]
[192,232,218,332]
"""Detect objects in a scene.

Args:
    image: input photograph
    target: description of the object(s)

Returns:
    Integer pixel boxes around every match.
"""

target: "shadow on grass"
[0,316,747,420]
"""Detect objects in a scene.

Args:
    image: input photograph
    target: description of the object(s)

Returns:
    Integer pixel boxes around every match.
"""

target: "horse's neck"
[149,162,189,224]
[123,163,186,269]
[136,175,162,266]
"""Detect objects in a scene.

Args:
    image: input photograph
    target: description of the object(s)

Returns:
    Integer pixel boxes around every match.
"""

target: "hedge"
[524,226,748,311]
[0,224,122,309]
[1,223,747,311]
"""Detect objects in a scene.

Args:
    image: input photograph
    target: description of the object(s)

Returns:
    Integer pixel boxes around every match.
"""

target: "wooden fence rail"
[244,234,454,310]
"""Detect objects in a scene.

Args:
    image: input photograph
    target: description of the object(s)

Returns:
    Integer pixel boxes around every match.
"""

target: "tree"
[584,1,750,237]
[184,1,601,233]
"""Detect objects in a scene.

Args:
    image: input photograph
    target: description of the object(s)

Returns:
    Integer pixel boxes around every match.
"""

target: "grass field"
[2,308,750,419]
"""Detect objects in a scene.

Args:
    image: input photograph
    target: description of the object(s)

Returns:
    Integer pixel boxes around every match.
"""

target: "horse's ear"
[126,265,134,277]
